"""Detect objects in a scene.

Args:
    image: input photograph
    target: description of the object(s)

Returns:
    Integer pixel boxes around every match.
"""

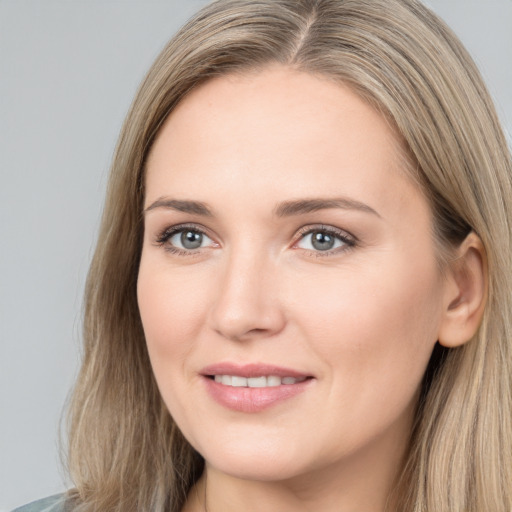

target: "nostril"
[248,328,268,335]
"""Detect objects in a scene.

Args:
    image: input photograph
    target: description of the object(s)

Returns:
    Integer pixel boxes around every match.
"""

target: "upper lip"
[201,362,312,379]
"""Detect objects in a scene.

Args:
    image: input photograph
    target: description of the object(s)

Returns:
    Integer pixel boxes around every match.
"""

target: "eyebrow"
[144,198,213,216]
[143,196,380,218]
[273,197,381,218]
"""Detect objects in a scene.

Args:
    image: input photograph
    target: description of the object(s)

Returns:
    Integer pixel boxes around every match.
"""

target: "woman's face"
[138,67,448,485]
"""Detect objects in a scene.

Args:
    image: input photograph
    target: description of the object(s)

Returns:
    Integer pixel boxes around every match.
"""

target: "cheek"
[290,256,441,352]
[286,253,443,422]
[137,255,209,375]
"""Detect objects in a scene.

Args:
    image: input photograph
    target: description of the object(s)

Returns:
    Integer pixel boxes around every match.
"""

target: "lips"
[213,375,308,387]
[201,363,314,413]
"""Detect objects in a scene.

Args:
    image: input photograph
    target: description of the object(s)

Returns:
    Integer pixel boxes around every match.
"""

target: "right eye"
[156,225,217,254]
[170,229,212,250]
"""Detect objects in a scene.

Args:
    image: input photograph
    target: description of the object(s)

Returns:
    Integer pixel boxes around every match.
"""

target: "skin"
[137,66,479,511]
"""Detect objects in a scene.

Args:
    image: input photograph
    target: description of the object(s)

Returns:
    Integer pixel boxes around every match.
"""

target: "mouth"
[201,363,314,413]
[207,375,309,387]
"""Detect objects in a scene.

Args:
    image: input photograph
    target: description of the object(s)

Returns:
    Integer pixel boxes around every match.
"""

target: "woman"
[15,0,512,511]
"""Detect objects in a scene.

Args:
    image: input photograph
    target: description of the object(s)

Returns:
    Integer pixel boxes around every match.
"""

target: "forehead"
[145,66,423,221]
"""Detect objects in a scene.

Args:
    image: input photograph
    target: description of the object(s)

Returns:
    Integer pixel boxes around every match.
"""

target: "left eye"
[168,229,214,250]
[296,229,350,252]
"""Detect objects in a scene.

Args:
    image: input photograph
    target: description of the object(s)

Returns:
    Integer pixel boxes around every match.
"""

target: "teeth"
[231,376,247,387]
[267,376,281,387]
[248,376,267,388]
[212,375,307,387]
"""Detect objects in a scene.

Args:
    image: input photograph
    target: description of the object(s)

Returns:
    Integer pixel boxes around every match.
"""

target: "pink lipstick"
[201,363,314,413]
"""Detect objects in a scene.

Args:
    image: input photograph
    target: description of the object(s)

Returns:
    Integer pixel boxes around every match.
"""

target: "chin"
[208,456,306,483]
[194,433,314,482]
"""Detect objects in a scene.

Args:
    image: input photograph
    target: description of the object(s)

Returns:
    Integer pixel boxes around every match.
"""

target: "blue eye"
[157,226,215,253]
[170,229,211,250]
[296,227,355,253]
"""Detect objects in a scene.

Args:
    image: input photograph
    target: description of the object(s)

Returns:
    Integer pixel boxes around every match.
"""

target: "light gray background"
[1,1,510,510]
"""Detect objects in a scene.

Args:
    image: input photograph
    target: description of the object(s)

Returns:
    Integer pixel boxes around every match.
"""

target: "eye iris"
[180,230,202,249]
[311,231,335,251]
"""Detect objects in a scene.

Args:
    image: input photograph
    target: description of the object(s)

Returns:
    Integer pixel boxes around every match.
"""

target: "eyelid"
[153,222,357,257]
[154,223,219,254]
[292,224,357,255]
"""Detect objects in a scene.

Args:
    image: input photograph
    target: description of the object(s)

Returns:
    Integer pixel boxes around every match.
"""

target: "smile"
[201,364,314,413]
[212,375,308,387]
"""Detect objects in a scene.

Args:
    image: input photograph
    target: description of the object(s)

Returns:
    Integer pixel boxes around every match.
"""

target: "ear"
[438,232,487,348]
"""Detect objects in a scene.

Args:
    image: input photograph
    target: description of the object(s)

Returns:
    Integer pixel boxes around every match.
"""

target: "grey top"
[11,495,66,512]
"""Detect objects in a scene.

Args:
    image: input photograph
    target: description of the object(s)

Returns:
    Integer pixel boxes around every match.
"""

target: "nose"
[208,249,286,342]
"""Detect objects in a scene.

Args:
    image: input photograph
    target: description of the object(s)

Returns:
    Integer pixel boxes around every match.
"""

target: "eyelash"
[155,223,213,256]
[154,223,357,257]
[294,225,357,257]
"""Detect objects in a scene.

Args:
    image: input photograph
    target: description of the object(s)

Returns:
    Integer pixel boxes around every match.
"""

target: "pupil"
[181,231,202,249]
[312,231,334,251]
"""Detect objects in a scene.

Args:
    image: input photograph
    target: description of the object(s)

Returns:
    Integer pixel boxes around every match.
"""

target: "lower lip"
[202,376,313,413]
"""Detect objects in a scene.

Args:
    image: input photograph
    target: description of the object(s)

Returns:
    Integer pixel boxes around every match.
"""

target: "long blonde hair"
[66,1,512,510]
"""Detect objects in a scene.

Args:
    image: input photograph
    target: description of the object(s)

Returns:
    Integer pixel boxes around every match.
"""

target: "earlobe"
[438,232,488,348]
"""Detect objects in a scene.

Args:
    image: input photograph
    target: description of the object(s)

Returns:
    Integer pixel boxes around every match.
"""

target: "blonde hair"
[66,1,512,511]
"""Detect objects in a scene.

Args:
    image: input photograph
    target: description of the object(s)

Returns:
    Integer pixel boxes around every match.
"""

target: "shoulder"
[11,494,67,512]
